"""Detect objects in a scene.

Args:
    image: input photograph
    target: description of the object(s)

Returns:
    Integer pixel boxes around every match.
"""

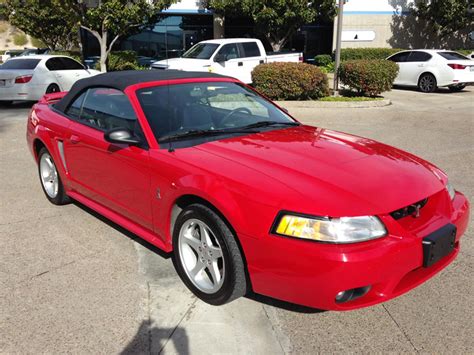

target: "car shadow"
[0,101,36,109]
[73,200,325,314]
[246,292,325,314]
[72,200,171,259]
[392,85,472,95]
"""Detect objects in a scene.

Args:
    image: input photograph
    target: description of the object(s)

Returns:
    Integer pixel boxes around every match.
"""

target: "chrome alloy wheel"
[178,219,225,294]
[419,75,436,92]
[39,153,59,198]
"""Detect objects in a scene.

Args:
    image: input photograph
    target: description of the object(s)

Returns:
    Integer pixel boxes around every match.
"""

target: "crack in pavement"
[261,304,286,354]
[0,251,102,297]
[382,304,419,354]
[158,297,198,354]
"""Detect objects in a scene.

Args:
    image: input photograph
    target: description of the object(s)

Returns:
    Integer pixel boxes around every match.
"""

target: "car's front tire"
[172,204,247,305]
[418,73,437,93]
[448,84,466,92]
[38,147,70,205]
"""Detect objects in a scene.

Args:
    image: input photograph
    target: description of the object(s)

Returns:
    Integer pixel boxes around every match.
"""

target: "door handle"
[70,135,81,144]
[238,62,243,66]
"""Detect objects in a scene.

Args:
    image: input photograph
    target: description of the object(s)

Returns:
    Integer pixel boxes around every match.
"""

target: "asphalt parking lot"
[1,87,473,354]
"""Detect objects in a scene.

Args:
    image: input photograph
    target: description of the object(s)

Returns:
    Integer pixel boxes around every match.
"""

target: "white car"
[0,55,99,104]
[151,38,303,84]
[387,49,474,93]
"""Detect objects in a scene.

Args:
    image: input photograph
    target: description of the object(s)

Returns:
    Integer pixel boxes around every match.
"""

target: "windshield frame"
[182,43,220,59]
[127,78,299,149]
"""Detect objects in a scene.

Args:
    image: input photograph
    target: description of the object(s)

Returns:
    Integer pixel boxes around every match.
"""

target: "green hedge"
[252,62,329,100]
[338,59,399,97]
[456,49,473,56]
[107,51,140,71]
[314,54,332,67]
[337,48,404,61]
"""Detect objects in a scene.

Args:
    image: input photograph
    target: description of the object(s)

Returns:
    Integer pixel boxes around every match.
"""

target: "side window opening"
[217,44,240,61]
[240,42,260,58]
[65,88,145,144]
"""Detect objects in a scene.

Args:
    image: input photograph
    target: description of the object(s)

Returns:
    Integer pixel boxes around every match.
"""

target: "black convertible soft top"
[54,70,231,112]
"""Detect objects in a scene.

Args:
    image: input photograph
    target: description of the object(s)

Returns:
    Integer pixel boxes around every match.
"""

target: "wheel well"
[33,139,46,160]
[418,72,437,85]
[171,194,253,292]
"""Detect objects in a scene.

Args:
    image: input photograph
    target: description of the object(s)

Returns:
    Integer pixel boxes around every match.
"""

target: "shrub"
[31,37,46,48]
[314,54,332,67]
[455,49,473,56]
[51,50,82,63]
[338,59,399,97]
[252,62,329,100]
[107,50,139,71]
[13,33,27,46]
[338,48,403,61]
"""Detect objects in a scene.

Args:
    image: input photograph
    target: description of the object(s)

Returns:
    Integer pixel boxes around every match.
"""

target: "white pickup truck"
[151,38,303,84]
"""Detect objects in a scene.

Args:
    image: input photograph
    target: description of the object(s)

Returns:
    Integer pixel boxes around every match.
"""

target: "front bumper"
[240,191,469,310]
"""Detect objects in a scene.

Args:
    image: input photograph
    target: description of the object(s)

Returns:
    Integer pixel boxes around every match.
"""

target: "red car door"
[62,88,153,231]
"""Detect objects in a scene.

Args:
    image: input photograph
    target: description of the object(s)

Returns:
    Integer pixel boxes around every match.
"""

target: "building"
[335,0,472,50]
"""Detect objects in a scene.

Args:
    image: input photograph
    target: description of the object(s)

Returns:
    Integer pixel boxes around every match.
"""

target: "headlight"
[446,181,455,200]
[274,214,387,243]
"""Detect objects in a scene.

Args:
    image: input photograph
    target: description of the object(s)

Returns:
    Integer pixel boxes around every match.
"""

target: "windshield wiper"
[158,128,258,143]
[240,121,300,130]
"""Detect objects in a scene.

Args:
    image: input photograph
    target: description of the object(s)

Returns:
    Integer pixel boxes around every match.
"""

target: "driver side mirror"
[214,53,226,63]
[104,128,141,145]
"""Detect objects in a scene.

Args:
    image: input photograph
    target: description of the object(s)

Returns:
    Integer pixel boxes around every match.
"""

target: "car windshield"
[182,43,219,59]
[136,81,297,142]
[437,52,469,60]
[0,59,41,69]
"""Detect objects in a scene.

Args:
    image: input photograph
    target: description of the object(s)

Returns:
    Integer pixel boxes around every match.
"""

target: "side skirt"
[67,191,172,253]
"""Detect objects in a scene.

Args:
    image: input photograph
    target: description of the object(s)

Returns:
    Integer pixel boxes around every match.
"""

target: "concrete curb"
[275,99,391,109]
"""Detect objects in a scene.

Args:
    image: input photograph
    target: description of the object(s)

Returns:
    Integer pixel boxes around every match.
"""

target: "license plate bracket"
[422,224,456,268]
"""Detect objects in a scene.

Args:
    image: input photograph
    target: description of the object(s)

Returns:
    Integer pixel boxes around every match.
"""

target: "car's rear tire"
[448,84,466,92]
[38,147,70,205]
[418,73,437,93]
[46,84,60,94]
[172,204,247,305]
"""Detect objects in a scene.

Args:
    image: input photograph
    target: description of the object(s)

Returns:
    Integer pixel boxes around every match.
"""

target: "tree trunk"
[99,33,108,73]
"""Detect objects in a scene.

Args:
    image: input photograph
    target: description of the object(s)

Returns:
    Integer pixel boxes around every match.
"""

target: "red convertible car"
[27,71,469,310]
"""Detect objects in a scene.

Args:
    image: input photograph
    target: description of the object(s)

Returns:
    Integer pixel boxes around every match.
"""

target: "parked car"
[387,49,474,92]
[151,38,303,83]
[0,50,23,63]
[26,70,469,310]
[18,48,50,56]
[0,55,99,104]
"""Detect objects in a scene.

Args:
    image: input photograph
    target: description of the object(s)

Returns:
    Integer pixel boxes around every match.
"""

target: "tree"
[3,0,79,50]
[413,0,473,38]
[206,0,336,51]
[76,0,176,72]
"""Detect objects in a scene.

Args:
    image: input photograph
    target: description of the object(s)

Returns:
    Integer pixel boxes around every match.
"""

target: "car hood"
[152,58,209,69]
[194,125,446,217]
